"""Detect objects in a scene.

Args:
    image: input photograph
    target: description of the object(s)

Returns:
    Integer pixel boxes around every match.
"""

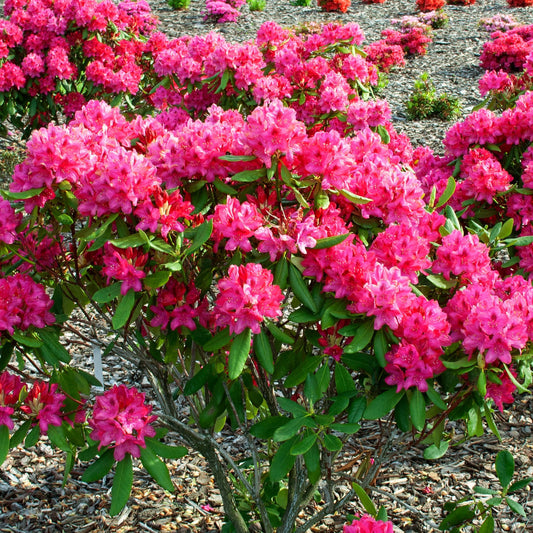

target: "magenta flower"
[0,199,22,245]
[0,371,24,430]
[89,384,157,461]
[102,244,148,295]
[344,514,394,533]
[215,263,283,335]
[20,381,65,434]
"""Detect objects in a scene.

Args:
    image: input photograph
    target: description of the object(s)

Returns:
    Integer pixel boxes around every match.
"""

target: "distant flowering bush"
[204,0,245,23]
[344,515,394,533]
[416,0,445,12]
[479,13,520,33]
[507,0,533,6]
[480,25,533,72]
[318,0,351,12]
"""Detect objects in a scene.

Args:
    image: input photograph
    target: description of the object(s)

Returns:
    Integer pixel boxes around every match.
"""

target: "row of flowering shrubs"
[1,0,533,531]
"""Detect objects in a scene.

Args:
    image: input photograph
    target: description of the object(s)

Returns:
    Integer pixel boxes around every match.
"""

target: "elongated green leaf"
[496,450,514,489]
[344,320,375,354]
[183,364,212,395]
[110,454,133,516]
[143,271,172,290]
[364,389,404,420]
[203,328,231,352]
[265,321,294,345]
[273,417,307,442]
[304,442,321,483]
[250,416,288,439]
[140,446,175,492]
[335,364,355,394]
[112,290,136,330]
[439,506,476,530]
[219,154,257,162]
[39,330,71,364]
[337,189,372,204]
[323,433,342,452]
[313,234,350,250]
[110,233,146,249]
[352,481,377,517]
[47,424,71,453]
[184,220,213,257]
[228,328,252,380]
[11,330,42,348]
[24,424,40,449]
[0,425,9,466]
[254,329,274,374]
[289,264,318,313]
[508,477,533,493]
[145,438,187,460]
[426,384,447,411]
[78,444,99,462]
[330,422,360,434]
[277,397,308,417]
[231,168,267,183]
[435,176,456,208]
[409,389,426,432]
[93,282,122,304]
[290,433,317,456]
[284,356,322,388]
[10,420,31,449]
[270,438,297,483]
[424,440,449,460]
[81,448,115,482]
[479,514,495,533]
[2,187,45,200]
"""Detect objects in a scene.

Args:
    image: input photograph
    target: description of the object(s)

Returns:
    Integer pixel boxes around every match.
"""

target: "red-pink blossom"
[215,263,283,335]
[89,384,157,461]
[20,381,65,434]
[102,244,148,295]
[0,371,23,430]
[344,514,394,533]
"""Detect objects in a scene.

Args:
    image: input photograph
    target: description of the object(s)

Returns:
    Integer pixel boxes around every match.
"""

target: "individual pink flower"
[238,99,307,167]
[485,368,516,412]
[0,274,55,334]
[211,196,263,253]
[102,244,148,295]
[0,371,23,430]
[20,381,65,434]
[0,199,22,244]
[344,514,394,533]
[215,263,283,335]
[88,384,157,461]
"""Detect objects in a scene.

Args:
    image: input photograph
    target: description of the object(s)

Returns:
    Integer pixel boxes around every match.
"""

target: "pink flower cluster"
[344,515,394,533]
[0,371,65,434]
[204,0,245,23]
[480,25,533,72]
[88,384,157,461]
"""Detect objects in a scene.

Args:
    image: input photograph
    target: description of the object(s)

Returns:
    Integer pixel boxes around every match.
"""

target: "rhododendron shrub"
[416,0,445,12]
[1,18,533,533]
[318,0,351,12]
[0,0,158,137]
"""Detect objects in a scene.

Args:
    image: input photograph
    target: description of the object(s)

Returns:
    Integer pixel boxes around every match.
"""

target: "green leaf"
[376,124,390,144]
[424,440,449,460]
[270,439,297,483]
[323,433,342,452]
[184,220,213,257]
[290,433,317,456]
[284,356,321,388]
[313,234,350,250]
[303,442,321,484]
[204,328,231,352]
[352,481,377,517]
[112,289,136,330]
[426,274,458,290]
[289,308,319,323]
[110,454,133,517]
[409,389,426,432]
[273,417,307,442]
[81,448,115,482]
[10,420,31,449]
[435,176,456,208]
[508,477,533,493]
[143,271,172,290]
[2,187,45,200]
[277,397,308,417]
[228,328,252,380]
[140,445,175,492]
[254,329,274,374]
[11,330,43,348]
[343,320,375,354]
[93,283,122,303]
[274,257,289,289]
[78,444,99,462]
[47,424,71,453]
[24,424,40,449]
[289,264,318,313]
[426,384,447,411]
[218,154,257,162]
[145,439,187,460]
[478,514,494,533]
[504,235,533,247]
[231,168,267,183]
[250,416,288,439]
[474,486,498,496]
[506,497,526,517]
[364,389,404,420]
[330,422,360,434]
[0,425,9,466]
[335,364,355,394]
[265,321,294,345]
[498,218,514,240]
[110,233,147,249]
[495,450,514,489]
[38,330,71,364]
[348,397,367,424]
[372,328,388,368]
[503,364,529,394]
[213,178,237,195]
[439,506,476,530]
[336,189,372,204]
[183,364,212,395]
